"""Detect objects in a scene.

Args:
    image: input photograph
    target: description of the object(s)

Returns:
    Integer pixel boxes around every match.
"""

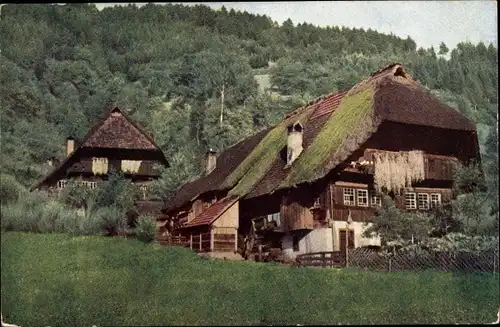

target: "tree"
[192,45,254,127]
[363,196,434,248]
[452,163,497,236]
[438,42,449,55]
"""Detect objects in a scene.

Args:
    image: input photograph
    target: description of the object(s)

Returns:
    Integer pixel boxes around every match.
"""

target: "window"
[292,234,300,252]
[77,181,97,189]
[405,192,417,210]
[430,193,442,209]
[313,196,321,207]
[428,158,436,173]
[343,188,355,206]
[267,212,281,228]
[371,194,382,207]
[417,193,430,210]
[57,180,67,189]
[357,189,369,207]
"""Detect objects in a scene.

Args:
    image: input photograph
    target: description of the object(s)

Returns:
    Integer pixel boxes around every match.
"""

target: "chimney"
[286,121,304,167]
[205,148,217,175]
[66,137,75,157]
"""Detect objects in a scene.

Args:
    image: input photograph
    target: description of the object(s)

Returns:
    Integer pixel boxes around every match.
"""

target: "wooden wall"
[212,232,237,252]
[280,188,314,231]
[363,148,457,181]
[213,201,239,229]
[190,231,212,252]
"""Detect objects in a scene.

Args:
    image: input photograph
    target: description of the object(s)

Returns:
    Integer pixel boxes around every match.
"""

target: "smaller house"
[31,105,169,217]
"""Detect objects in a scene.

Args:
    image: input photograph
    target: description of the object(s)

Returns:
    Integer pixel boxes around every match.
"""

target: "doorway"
[339,229,355,257]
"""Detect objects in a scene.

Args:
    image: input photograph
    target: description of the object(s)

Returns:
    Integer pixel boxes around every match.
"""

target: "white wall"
[331,221,381,251]
[282,228,333,261]
[281,222,381,260]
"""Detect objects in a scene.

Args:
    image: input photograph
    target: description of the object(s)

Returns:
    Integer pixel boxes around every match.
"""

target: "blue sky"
[95,1,497,51]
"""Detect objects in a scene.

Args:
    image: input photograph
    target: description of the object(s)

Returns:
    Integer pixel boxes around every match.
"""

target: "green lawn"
[1,232,498,326]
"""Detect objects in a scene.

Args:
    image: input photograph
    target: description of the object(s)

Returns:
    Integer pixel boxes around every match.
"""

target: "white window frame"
[417,193,430,210]
[267,212,281,227]
[430,193,442,209]
[343,188,356,206]
[405,192,417,210]
[57,180,68,189]
[357,189,369,207]
[370,194,382,207]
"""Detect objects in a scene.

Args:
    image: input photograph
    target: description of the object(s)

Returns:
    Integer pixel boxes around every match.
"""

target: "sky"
[94,1,497,51]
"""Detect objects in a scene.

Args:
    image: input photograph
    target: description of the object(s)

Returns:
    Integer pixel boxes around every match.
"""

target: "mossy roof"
[164,63,479,211]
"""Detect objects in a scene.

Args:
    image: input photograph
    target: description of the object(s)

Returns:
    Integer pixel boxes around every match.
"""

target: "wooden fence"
[295,251,345,268]
[347,248,500,274]
[294,249,499,275]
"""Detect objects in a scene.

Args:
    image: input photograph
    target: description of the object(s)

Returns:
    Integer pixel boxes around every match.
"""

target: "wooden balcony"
[361,149,457,181]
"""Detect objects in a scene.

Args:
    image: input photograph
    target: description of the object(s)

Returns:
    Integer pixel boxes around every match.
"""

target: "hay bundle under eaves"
[373,150,425,194]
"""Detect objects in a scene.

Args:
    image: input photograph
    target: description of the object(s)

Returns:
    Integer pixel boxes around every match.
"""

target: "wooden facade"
[167,198,239,253]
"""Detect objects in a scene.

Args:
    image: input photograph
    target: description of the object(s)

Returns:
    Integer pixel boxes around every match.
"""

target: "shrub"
[38,200,66,233]
[53,209,80,235]
[135,215,157,243]
[0,173,26,204]
[95,206,127,236]
[0,191,47,232]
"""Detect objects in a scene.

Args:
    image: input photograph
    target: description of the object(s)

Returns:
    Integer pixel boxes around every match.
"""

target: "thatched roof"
[164,63,479,212]
[30,106,168,191]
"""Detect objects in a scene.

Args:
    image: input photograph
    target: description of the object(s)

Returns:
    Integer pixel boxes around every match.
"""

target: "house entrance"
[339,229,355,258]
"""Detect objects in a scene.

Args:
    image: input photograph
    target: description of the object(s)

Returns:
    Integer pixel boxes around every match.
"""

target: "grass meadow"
[1,232,499,326]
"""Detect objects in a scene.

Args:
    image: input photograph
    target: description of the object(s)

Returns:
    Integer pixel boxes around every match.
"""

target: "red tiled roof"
[309,89,349,120]
[180,196,238,228]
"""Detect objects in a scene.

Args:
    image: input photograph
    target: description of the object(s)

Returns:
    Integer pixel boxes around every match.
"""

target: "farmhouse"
[159,63,481,261]
[31,105,169,216]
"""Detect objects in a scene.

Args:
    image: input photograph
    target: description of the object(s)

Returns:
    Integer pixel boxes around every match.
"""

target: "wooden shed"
[174,197,239,253]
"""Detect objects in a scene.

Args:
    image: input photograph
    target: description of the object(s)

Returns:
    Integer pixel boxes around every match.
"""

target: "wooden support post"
[210,228,215,252]
[199,234,202,251]
[234,229,238,253]
[189,234,193,250]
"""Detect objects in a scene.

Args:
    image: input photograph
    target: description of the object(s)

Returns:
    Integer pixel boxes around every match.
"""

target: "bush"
[0,192,48,232]
[95,206,127,236]
[135,215,156,243]
[0,173,26,204]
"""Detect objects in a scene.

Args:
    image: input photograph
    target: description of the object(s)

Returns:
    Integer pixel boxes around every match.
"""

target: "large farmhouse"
[31,106,169,216]
[159,63,480,261]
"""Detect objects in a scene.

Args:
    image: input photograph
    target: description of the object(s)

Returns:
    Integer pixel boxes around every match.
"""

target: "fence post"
[346,249,349,268]
[494,253,497,277]
[388,257,392,272]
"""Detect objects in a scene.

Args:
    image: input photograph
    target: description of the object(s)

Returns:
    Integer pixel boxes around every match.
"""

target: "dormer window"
[286,121,304,167]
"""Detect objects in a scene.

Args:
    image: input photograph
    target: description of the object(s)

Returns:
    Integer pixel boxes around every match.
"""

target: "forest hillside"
[0,3,497,212]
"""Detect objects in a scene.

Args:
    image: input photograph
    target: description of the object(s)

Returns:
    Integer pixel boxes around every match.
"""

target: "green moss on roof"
[279,86,375,189]
[225,108,314,197]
